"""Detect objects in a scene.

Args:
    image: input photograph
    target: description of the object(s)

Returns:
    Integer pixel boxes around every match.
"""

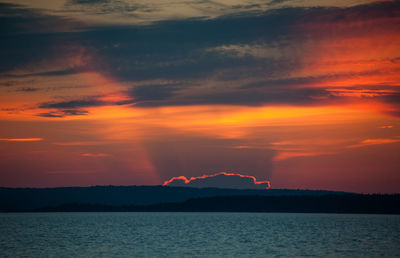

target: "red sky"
[0,0,399,193]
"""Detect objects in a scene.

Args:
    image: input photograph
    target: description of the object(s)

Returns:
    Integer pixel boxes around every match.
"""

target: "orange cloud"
[81,153,110,157]
[273,151,334,161]
[348,138,400,148]
[270,139,350,147]
[0,138,43,142]
[232,145,251,149]
[53,141,109,146]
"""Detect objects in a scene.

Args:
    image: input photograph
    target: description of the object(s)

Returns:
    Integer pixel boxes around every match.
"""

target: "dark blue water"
[1,212,399,257]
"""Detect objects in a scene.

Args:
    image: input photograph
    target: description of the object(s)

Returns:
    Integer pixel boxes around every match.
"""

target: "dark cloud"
[268,0,290,5]
[130,83,181,101]
[63,109,90,116]
[17,87,38,92]
[0,3,83,35]
[297,1,400,24]
[81,11,296,81]
[232,4,262,10]
[4,68,83,78]
[241,77,324,89]
[67,1,399,108]
[38,96,135,110]
[0,4,88,75]
[36,112,64,118]
[133,85,330,107]
[36,109,89,118]
[164,172,270,189]
[39,99,104,109]
[84,0,399,84]
[0,81,15,87]
[65,0,148,14]
[69,0,110,4]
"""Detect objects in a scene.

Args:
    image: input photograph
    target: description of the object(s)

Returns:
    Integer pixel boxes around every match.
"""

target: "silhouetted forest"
[0,186,346,212]
[0,186,398,214]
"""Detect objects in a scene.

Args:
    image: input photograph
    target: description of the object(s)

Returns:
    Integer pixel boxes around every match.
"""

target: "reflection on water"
[1,212,399,257]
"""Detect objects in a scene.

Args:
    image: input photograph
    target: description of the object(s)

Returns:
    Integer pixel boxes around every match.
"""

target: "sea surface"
[0,212,399,257]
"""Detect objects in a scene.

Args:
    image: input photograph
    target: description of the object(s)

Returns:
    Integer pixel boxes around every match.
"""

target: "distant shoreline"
[1,188,399,214]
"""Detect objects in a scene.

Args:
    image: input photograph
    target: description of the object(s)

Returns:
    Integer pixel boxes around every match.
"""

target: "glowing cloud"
[273,151,334,161]
[163,172,270,189]
[348,138,400,148]
[81,153,110,157]
[0,138,43,142]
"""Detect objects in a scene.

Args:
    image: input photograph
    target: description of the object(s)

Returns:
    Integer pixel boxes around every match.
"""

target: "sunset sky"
[0,0,399,193]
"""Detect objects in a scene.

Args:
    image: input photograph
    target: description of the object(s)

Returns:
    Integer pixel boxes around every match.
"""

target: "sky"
[0,0,399,193]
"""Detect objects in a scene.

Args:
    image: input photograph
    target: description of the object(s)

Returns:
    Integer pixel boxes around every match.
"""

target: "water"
[0,212,399,257]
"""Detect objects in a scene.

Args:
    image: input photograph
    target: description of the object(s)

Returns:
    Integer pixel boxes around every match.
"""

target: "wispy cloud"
[36,109,89,118]
[53,141,108,146]
[81,153,110,157]
[0,138,43,142]
[348,138,400,148]
[267,138,352,161]
[273,151,334,161]
[379,125,393,129]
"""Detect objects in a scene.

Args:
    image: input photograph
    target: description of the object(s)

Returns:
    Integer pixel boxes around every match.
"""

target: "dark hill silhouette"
[0,186,347,212]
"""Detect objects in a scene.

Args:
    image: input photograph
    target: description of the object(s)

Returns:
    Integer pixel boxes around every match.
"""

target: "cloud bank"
[163,172,270,190]
[2,1,400,117]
